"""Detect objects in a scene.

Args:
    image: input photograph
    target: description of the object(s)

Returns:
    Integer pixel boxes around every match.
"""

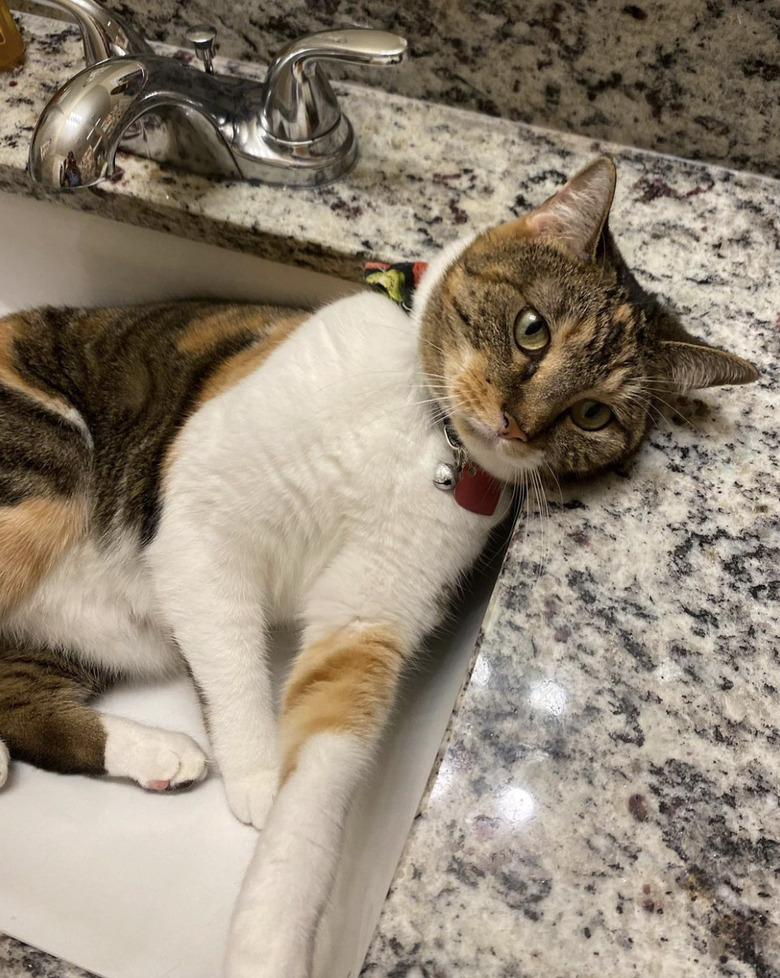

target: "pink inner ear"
[524,207,591,261]
[519,158,617,261]
[526,212,554,237]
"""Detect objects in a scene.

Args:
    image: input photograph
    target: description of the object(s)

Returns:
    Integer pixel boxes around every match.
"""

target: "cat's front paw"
[102,716,209,791]
[224,767,279,829]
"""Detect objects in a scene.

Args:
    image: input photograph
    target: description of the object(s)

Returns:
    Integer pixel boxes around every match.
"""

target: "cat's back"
[0,301,308,623]
[170,290,421,498]
[0,301,307,534]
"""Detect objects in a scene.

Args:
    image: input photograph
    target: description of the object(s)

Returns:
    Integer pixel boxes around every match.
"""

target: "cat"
[0,157,757,977]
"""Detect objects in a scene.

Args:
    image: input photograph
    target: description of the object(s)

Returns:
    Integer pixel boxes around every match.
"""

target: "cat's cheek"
[549,427,620,480]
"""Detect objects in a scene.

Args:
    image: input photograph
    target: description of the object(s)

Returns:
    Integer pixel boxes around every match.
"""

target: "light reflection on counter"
[428,754,455,804]
[528,679,568,717]
[470,656,492,687]
[494,784,536,826]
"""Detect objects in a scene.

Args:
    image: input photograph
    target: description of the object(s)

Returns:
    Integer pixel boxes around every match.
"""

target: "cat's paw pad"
[102,716,209,791]
[224,768,279,829]
[0,739,10,789]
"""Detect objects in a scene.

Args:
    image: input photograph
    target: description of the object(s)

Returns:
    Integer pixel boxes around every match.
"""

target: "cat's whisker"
[533,468,550,579]
[532,472,545,579]
[621,390,673,432]
[416,336,449,358]
[630,378,708,431]
[542,461,564,509]
[626,387,701,435]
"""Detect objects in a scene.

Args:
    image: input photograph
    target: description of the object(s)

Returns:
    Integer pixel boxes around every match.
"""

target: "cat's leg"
[226,620,409,978]
[0,646,207,790]
[0,737,9,787]
[148,530,279,828]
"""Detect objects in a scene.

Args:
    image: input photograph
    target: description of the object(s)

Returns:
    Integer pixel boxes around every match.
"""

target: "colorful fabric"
[363,261,428,313]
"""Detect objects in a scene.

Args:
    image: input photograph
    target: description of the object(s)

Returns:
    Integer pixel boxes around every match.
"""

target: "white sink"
[0,192,502,978]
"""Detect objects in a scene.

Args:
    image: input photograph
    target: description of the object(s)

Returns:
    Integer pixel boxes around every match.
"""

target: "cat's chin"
[454,419,544,484]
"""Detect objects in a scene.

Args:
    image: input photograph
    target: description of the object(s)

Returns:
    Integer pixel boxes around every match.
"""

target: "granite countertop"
[17,0,780,180]
[1,11,778,978]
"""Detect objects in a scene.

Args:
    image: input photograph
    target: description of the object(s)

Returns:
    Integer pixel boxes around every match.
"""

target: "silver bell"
[433,461,460,491]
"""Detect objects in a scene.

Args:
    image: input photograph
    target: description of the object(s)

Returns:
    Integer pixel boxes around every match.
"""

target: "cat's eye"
[570,399,613,431]
[513,307,550,353]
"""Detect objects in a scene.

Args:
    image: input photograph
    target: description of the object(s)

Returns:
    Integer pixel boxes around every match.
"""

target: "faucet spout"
[29,56,241,188]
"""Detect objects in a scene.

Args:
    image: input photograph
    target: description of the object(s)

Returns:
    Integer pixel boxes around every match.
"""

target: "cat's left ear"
[654,341,759,391]
[494,156,617,262]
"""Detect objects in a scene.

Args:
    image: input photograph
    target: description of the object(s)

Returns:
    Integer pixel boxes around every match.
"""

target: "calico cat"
[0,158,757,977]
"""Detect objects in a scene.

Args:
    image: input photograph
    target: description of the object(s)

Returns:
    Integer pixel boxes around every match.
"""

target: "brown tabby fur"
[0,301,304,775]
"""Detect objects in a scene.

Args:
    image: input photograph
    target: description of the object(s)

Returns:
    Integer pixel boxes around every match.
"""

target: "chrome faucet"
[28,0,407,188]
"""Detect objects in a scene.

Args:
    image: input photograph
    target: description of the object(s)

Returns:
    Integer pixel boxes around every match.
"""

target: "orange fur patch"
[483,215,536,245]
[194,310,307,408]
[280,625,407,782]
[0,496,87,612]
[175,307,266,356]
[0,316,72,417]
[451,349,501,430]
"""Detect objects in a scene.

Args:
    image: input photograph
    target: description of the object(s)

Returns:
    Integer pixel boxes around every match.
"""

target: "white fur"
[3,533,177,677]
[102,715,208,789]
[3,254,519,973]
[227,732,367,978]
[0,738,9,788]
[411,232,476,332]
[148,286,515,975]
[146,291,511,826]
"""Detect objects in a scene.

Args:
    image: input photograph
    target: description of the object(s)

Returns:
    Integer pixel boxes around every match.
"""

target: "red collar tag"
[453,465,503,516]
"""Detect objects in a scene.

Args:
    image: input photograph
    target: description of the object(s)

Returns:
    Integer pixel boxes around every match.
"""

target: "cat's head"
[416,157,758,486]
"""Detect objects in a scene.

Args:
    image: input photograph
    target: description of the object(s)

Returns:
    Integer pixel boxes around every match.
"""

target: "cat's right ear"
[491,156,617,262]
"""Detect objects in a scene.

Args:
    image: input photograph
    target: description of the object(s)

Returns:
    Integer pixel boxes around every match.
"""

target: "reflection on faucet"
[33,0,150,63]
[30,56,242,187]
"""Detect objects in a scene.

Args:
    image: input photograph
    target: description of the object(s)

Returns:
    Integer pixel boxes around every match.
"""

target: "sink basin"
[0,191,504,978]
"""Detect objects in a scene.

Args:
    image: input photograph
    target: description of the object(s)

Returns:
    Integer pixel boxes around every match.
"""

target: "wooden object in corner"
[0,2,24,71]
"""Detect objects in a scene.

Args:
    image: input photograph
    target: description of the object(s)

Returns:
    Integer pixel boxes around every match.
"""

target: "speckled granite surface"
[0,934,95,977]
[362,168,779,975]
[1,10,779,978]
[16,0,780,178]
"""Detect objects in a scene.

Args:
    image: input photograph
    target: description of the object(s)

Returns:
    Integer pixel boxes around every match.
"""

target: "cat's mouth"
[461,415,529,451]
[452,414,545,479]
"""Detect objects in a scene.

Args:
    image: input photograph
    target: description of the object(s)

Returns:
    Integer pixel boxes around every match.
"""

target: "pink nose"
[499,411,528,441]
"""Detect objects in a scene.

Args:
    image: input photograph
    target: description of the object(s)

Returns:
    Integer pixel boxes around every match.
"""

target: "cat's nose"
[499,410,528,441]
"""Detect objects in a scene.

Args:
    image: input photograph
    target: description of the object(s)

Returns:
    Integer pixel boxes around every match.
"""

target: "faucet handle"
[277,29,407,68]
[261,28,408,143]
[186,24,218,74]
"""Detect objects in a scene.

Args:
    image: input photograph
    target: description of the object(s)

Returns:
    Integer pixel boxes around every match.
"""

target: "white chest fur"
[154,292,510,637]
[2,292,508,679]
